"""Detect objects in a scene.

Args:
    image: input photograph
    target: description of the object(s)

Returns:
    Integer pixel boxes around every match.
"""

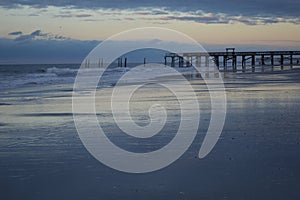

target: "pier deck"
[164,49,300,72]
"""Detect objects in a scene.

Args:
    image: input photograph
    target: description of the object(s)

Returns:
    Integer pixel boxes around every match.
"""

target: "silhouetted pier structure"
[164,48,300,72]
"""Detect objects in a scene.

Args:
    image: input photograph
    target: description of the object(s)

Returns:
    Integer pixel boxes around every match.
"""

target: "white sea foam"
[46,67,77,76]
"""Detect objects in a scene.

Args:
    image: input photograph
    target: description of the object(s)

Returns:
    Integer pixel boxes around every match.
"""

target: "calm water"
[0,64,300,199]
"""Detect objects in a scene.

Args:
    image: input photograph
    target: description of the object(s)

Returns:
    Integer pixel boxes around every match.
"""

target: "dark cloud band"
[0,0,299,19]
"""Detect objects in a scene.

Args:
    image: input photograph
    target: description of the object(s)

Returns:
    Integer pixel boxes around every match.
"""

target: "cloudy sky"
[0,0,299,63]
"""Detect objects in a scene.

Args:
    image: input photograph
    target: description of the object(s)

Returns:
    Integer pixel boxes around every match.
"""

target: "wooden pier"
[164,48,300,72]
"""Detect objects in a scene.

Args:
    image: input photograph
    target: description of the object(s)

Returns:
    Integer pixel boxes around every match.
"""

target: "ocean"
[0,64,300,199]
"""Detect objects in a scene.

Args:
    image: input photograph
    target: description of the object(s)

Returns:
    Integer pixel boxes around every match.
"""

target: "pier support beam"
[242,55,246,72]
[205,56,209,67]
[118,57,123,67]
[261,55,265,65]
[196,56,200,66]
[223,56,227,71]
[232,55,237,72]
[189,57,192,67]
[214,56,219,69]
[271,54,274,66]
[280,55,284,70]
[179,57,183,67]
[290,54,293,68]
[251,55,255,72]
[171,56,175,67]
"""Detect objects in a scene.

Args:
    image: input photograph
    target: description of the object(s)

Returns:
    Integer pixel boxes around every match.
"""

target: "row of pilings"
[164,49,300,72]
